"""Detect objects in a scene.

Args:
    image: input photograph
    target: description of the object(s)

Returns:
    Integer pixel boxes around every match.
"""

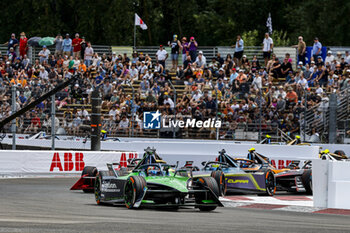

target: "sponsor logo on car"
[227,179,249,184]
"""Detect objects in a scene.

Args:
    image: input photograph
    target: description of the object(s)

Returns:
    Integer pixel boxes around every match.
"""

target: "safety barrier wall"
[313,159,350,209]
[0,150,138,176]
[0,142,319,177]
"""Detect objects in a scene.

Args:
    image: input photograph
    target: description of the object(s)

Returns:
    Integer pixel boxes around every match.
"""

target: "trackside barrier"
[313,159,350,209]
[0,150,138,176]
[100,141,319,168]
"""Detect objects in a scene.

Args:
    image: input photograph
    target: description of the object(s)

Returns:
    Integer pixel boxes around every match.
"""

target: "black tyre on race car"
[211,170,227,196]
[263,169,276,196]
[124,176,146,209]
[82,166,97,193]
[301,169,312,194]
[94,171,109,205]
[194,176,220,211]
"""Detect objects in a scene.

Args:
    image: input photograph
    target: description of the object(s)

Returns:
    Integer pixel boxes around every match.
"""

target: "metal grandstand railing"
[301,89,350,142]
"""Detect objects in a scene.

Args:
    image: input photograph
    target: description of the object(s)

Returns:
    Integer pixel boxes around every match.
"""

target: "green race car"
[93,148,223,211]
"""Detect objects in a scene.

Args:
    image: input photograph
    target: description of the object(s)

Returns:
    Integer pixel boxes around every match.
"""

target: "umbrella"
[27,37,42,47]
[39,37,55,46]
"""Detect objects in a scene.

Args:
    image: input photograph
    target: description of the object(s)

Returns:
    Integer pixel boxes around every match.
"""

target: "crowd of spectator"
[1,32,348,141]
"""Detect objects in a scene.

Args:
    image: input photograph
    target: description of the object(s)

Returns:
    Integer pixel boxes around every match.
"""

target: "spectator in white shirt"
[156,45,168,69]
[118,115,129,134]
[109,105,119,120]
[315,84,323,94]
[39,67,48,80]
[325,51,334,65]
[129,63,139,81]
[262,33,273,67]
[251,74,262,90]
[163,95,174,109]
[194,51,206,68]
[192,90,202,101]
[297,74,308,88]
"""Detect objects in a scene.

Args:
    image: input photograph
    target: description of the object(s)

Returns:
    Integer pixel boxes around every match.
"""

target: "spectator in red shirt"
[72,33,82,59]
[19,32,28,58]
[29,112,41,133]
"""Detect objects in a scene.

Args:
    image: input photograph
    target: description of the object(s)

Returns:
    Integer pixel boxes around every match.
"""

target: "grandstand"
[1,35,350,144]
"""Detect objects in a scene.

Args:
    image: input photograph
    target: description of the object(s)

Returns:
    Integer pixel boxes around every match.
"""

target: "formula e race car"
[234,148,313,193]
[184,149,276,196]
[73,148,223,211]
[70,157,142,193]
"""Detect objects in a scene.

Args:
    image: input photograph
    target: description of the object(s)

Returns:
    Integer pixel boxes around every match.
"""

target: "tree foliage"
[0,0,349,46]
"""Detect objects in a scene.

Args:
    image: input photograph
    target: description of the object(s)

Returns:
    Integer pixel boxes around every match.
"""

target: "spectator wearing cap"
[312,37,322,62]
[229,68,238,85]
[325,51,334,66]
[8,47,17,62]
[233,34,244,67]
[315,56,324,67]
[296,36,306,65]
[84,42,94,67]
[156,45,168,70]
[63,34,72,56]
[4,33,18,54]
[169,34,182,70]
[262,33,273,67]
[236,69,247,83]
[187,36,198,62]
[38,46,50,64]
[335,51,342,63]
[72,33,82,59]
[194,51,206,69]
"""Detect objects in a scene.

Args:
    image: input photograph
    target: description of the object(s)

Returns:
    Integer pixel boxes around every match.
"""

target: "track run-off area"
[0,178,349,233]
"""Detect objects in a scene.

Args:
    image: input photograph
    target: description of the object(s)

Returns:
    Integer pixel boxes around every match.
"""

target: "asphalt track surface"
[1,178,349,233]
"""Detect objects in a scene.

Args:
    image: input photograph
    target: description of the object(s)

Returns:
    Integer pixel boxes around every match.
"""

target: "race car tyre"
[264,170,276,196]
[302,169,312,194]
[195,177,219,211]
[124,176,146,209]
[211,171,227,196]
[82,166,97,193]
[94,172,103,205]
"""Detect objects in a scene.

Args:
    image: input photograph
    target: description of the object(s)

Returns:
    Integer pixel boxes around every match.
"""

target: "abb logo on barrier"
[49,152,138,172]
[270,160,292,169]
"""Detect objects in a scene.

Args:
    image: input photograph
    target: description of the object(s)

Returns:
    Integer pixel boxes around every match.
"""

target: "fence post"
[51,94,55,150]
[168,80,177,138]
[127,81,135,137]
[328,93,337,143]
[11,85,16,150]
[303,91,307,142]
[91,87,101,151]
